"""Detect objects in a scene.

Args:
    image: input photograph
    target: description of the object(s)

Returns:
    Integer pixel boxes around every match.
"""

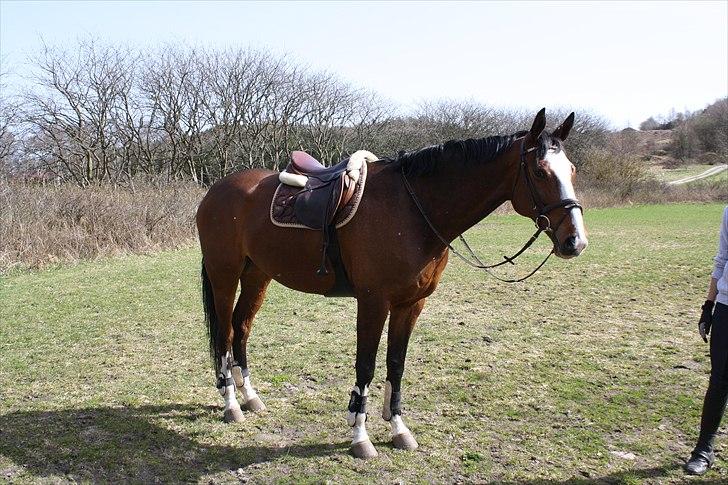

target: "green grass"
[1,203,726,483]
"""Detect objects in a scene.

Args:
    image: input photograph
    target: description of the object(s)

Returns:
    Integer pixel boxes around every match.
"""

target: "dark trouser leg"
[696,302,728,452]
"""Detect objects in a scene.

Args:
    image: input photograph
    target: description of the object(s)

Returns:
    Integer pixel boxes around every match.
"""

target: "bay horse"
[195,109,588,459]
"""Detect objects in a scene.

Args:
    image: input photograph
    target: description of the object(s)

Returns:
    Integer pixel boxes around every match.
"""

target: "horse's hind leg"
[383,299,426,451]
[202,260,246,423]
[231,261,271,412]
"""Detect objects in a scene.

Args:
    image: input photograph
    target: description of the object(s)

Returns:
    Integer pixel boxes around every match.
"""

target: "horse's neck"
[409,152,516,244]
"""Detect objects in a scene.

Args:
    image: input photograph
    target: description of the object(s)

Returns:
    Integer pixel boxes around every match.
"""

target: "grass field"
[1,203,727,484]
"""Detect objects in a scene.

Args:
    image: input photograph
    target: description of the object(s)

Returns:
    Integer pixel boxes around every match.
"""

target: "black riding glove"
[699,300,715,343]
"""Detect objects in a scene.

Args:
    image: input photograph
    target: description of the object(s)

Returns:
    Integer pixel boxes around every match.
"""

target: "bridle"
[517,138,582,235]
[401,136,583,283]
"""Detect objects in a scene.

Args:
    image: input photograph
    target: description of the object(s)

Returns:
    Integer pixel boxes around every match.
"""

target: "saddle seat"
[291,151,327,174]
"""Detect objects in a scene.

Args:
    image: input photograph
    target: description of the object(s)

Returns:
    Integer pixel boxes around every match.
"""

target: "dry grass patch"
[0,179,203,273]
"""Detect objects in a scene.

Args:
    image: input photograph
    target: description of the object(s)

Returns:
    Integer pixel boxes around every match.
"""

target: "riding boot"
[697,380,728,449]
[685,448,715,475]
[685,382,726,475]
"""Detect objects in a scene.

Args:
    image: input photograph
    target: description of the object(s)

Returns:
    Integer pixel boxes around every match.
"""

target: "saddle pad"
[270,160,368,230]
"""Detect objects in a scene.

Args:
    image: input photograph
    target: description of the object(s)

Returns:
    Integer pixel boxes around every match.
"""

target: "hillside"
[609,128,727,185]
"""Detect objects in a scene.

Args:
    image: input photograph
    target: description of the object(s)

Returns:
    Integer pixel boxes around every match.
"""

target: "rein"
[400,137,582,283]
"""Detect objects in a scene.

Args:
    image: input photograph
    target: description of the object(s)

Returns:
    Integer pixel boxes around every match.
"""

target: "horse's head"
[511,109,588,258]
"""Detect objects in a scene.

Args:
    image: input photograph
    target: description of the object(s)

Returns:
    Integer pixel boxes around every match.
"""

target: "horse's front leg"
[347,296,389,459]
[383,299,425,450]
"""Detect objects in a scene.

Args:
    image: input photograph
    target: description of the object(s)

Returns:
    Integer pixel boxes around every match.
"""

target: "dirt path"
[668,164,728,185]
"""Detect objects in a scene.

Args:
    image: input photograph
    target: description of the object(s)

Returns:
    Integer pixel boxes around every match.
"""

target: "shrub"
[578,147,649,199]
[0,178,202,272]
[670,98,728,160]
[639,117,660,131]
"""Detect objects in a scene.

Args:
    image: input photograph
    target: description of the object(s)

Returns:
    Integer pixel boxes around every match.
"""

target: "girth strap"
[323,225,354,297]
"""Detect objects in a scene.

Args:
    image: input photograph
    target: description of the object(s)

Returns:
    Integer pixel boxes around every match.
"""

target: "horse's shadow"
[2,405,722,483]
[0,404,347,482]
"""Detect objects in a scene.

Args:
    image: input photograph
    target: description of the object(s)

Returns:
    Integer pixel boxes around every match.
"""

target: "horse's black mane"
[389,130,560,177]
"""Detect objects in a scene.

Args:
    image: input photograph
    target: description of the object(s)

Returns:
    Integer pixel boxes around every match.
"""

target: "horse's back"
[196,169,278,263]
[199,169,276,206]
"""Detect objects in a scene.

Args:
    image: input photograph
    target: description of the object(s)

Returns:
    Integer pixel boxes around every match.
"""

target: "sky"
[1,0,726,129]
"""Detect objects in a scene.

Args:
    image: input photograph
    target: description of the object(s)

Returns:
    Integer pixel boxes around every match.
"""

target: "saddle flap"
[294,176,344,230]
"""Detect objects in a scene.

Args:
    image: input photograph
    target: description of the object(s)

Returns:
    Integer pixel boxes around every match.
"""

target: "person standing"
[686,206,728,475]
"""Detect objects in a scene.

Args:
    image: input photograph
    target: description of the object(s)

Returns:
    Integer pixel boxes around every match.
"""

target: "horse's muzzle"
[556,235,587,259]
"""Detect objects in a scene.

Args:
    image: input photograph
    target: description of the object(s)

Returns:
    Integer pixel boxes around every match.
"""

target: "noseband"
[401,137,582,283]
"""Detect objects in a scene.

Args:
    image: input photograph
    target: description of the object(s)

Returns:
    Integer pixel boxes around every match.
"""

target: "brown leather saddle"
[288,151,359,230]
[271,150,376,296]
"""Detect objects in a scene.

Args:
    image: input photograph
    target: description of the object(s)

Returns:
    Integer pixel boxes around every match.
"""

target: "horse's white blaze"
[347,385,370,444]
[545,149,588,253]
[220,353,242,412]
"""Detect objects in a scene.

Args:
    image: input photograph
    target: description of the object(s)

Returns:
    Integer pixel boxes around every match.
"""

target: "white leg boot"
[231,365,266,412]
[219,352,244,423]
[347,385,377,459]
[383,380,418,450]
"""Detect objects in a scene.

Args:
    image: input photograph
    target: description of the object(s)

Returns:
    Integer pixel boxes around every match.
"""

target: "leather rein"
[401,137,583,283]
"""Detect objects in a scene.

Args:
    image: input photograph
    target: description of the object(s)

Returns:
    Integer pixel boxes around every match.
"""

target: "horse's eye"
[535,168,547,179]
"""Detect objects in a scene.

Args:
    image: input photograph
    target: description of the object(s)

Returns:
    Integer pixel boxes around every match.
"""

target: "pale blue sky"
[1,0,726,128]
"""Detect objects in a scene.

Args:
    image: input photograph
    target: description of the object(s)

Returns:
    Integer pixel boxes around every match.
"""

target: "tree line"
[639,99,728,161]
[0,39,610,186]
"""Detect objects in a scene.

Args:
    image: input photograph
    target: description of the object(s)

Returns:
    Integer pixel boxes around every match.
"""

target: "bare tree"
[23,39,134,185]
[260,63,310,170]
[11,37,617,187]
[140,46,210,182]
[0,70,21,171]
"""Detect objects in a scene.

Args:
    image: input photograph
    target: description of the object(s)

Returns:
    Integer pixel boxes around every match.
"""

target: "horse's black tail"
[201,259,222,375]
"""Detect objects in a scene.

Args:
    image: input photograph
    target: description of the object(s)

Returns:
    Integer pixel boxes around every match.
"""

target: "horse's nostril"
[563,236,577,253]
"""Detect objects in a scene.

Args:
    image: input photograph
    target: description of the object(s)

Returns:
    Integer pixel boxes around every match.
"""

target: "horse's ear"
[553,112,575,141]
[528,108,546,140]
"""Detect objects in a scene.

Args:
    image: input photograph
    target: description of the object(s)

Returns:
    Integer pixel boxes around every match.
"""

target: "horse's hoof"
[351,439,378,459]
[392,432,418,451]
[223,408,245,423]
[243,396,266,412]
